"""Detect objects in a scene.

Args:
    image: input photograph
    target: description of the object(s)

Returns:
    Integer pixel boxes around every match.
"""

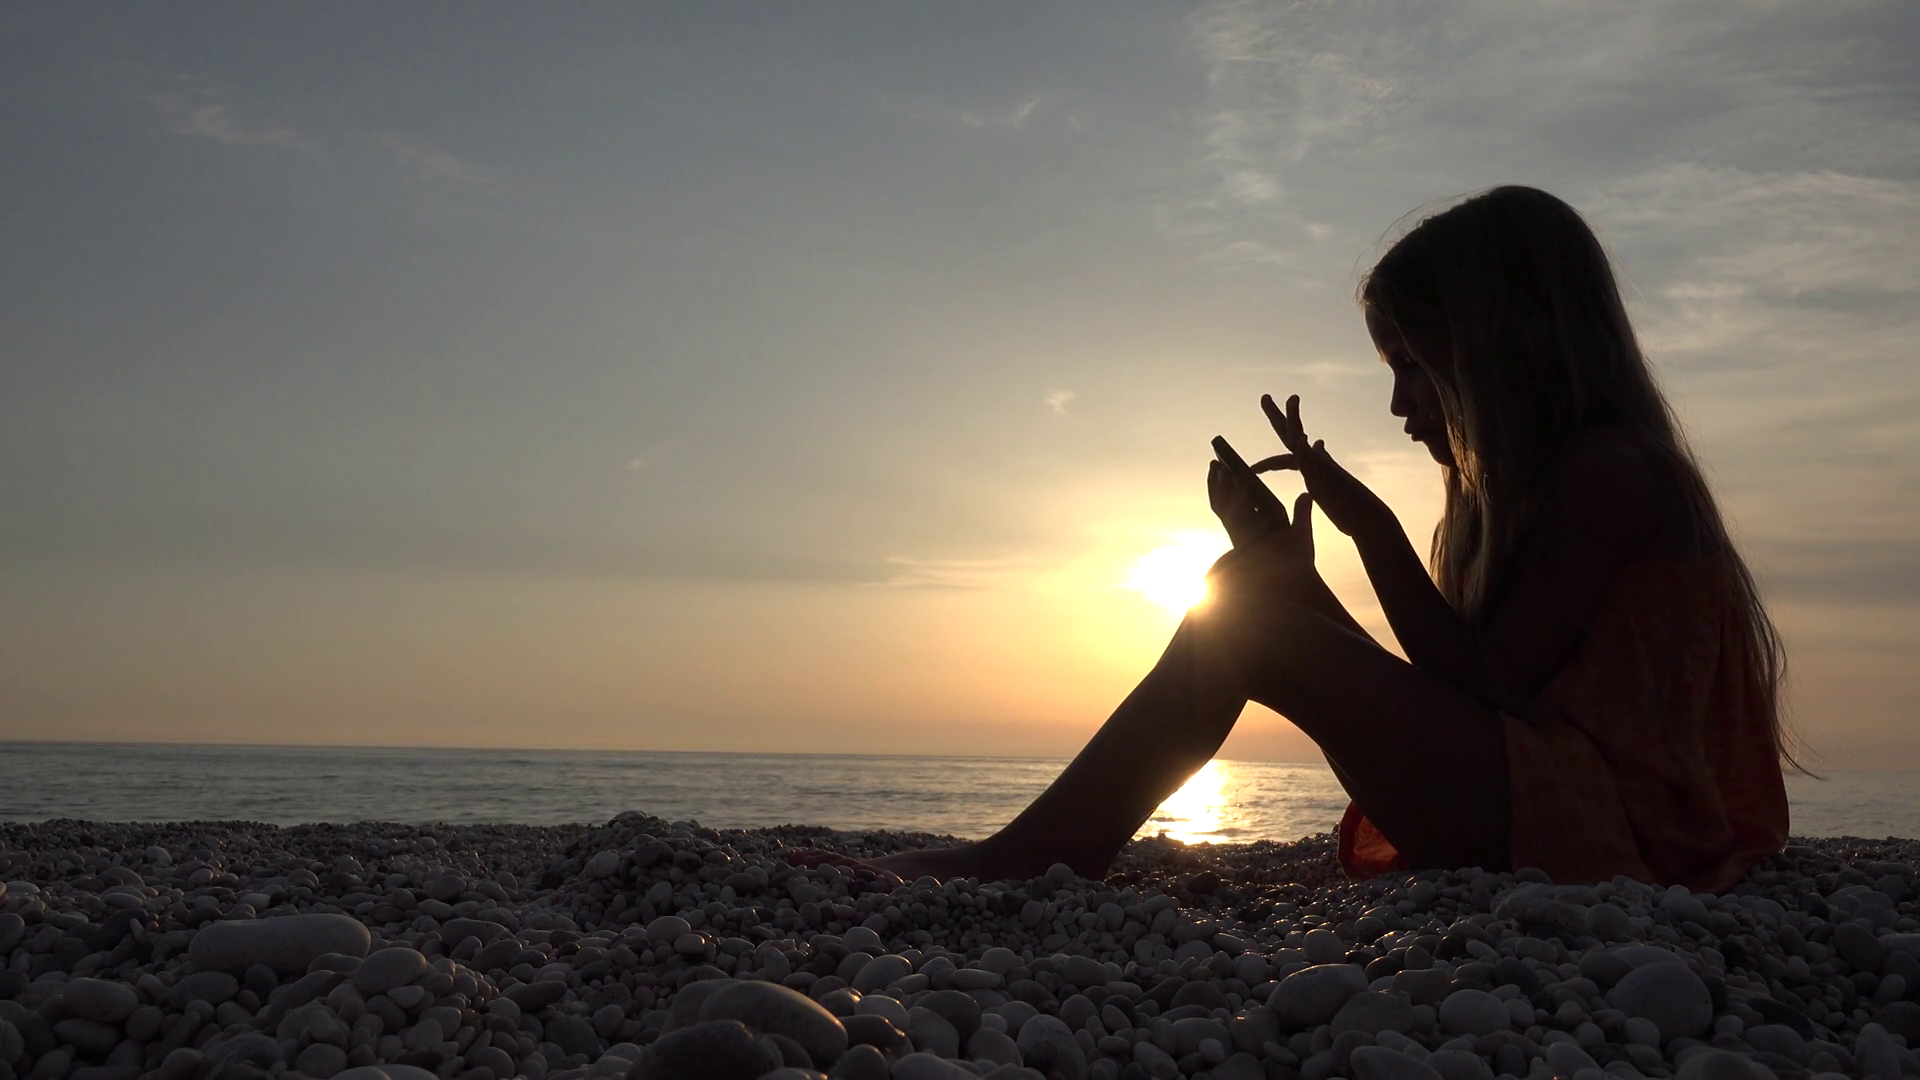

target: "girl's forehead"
[1363,305,1404,351]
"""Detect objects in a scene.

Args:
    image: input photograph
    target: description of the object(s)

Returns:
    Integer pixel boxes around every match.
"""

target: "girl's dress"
[1338,551,1790,891]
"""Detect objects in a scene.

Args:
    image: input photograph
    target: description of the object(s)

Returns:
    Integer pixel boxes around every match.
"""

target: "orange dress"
[1338,553,1789,891]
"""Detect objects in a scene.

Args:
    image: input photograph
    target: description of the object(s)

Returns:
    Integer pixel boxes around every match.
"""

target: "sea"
[0,743,1914,845]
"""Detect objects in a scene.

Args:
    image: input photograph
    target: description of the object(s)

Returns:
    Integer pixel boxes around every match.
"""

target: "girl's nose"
[1389,375,1414,418]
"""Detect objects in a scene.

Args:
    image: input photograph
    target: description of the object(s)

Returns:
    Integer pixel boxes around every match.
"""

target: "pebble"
[1273,962,1370,1027]
[700,980,850,1065]
[187,911,371,974]
[1606,956,1713,1041]
[59,977,138,1023]
[1014,1014,1087,1080]
[0,816,1911,1080]
[639,1018,783,1079]
[1437,987,1508,1035]
[352,944,430,994]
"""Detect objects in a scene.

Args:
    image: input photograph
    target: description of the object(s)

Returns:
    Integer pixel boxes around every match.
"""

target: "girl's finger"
[1250,454,1298,473]
[1260,394,1296,448]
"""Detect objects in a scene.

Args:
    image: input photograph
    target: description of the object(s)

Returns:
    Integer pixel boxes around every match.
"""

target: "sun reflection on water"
[1136,759,1236,845]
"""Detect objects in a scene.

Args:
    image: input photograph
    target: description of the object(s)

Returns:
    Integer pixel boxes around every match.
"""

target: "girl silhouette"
[827,186,1793,890]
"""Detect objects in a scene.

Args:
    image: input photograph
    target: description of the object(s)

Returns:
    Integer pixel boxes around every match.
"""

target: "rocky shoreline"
[0,816,1916,1080]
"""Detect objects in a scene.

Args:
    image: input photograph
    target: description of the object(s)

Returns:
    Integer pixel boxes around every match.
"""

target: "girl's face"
[1366,305,1456,467]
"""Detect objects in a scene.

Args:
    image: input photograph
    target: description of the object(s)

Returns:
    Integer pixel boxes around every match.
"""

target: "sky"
[3,3,1917,769]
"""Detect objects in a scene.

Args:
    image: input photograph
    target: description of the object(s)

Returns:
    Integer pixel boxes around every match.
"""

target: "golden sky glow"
[1,5,1915,769]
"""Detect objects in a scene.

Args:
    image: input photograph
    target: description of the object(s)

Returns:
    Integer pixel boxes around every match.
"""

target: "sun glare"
[1137,759,1231,845]
[1124,534,1228,615]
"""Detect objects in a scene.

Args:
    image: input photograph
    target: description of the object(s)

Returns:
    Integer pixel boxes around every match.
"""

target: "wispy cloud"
[374,131,492,190]
[868,555,1032,591]
[1043,390,1076,414]
[148,82,490,193]
[961,97,1042,130]
[150,90,323,157]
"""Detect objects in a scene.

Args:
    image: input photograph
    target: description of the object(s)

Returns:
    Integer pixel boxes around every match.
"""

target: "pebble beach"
[1,816,1917,1080]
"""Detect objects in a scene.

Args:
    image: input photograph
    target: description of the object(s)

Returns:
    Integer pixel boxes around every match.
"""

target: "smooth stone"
[639,1019,783,1080]
[1877,1001,1920,1042]
[967,1027,1023,1068]
[52,1018,121,1057]
[843,926,885,954]
[1393,968,1452,1007]
[646,915,692,945]
[1438,989,1509,1036]
[1675,1049,1761,1080]
[1305,929,1346,964]
[1062,956,1109,990]
[440,918,506,951]
[1172,980,1230,1011]
[1744,1024,1810,1064]
[855,995,911,1030]
[949,968,1004,991]
[1273,964,1370,1028]
[60,979,138,1023]
[1587,904,1635,943]
[293,1042,347,1077]
[1014,1014,1087,1080]
[1606,960,1712,1042]
[1134,1041,1180,1078]
[701,979,851,1066]
[918,989,982,1046]
[172,970,240,1009]
[979,948,1019,976]
[828,1043,892,1080]
[1332,991,1415,1036]
[1546,1041,1601,1076]
[1172,1016,1231,1056]
[1428,1049,1495,1080]
[1832,923,1886,974]
[851,954,913,994]
[1351,1045,1444,1080]
[906,1006,960,1058]
[1230,1006,1281,1054]
[188,914,371,975]
[1856,1023,1901,1080]
[891,1051,971,1080]
[762,1071,827,1080]
[352,947,430,996]
[505,980,570,1013]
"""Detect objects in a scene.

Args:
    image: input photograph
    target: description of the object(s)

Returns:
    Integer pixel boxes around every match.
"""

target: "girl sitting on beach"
[835,186,1794,890]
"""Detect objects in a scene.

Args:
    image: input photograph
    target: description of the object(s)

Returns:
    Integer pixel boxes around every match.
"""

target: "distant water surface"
[0,743,1911,843]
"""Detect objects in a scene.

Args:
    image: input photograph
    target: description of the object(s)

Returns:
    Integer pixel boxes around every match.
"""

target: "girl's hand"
[1206,459,1316,601]
[1253,393,1395,540]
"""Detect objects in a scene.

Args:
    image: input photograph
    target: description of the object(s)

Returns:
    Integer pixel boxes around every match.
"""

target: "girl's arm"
[1354,429,1661,711]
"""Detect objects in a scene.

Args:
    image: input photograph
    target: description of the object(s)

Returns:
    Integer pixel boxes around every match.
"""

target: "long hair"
[1358,185,1801,770]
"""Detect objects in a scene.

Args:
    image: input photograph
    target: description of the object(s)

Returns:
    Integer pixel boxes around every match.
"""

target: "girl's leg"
[870,615,1247,882]
[1222,602,1511,870]
[873,598,1509,882]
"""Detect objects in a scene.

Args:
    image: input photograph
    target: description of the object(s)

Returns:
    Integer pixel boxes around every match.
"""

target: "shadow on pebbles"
[0,816,1915,1080]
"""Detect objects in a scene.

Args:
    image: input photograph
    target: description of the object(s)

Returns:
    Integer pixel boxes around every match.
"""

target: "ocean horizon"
[2,740,1913,843]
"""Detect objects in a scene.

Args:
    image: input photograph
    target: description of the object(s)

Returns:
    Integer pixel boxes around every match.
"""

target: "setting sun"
[1124,533,1230,615]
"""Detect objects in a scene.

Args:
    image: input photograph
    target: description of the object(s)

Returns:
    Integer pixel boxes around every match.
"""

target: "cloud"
[150,90,323,157]
[961,97,1042,130]
[147,82,489,193]
[375,132,492,190]
[868,555,1032,591]
[1044,390,1076,414]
